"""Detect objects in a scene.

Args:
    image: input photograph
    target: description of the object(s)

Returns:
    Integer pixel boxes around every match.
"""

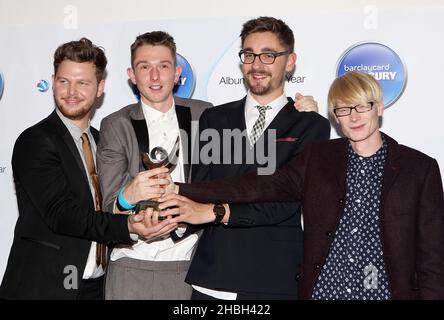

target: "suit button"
[295,273,301,281]
[326,231,333,237]
[314,264,320,270]
[338,198,344,205]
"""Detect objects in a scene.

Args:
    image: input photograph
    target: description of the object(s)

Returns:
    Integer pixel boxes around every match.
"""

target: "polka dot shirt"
[312,140,391,300]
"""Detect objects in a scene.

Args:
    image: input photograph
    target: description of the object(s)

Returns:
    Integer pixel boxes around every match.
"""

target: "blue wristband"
[118,188,136,210]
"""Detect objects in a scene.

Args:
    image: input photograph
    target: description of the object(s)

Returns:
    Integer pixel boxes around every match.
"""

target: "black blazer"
[185,97,330,298]
[0,111,132,299]
[180,133,444,299]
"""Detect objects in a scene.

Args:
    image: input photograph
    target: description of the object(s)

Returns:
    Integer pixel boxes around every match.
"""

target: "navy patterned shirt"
[312,139,391,300]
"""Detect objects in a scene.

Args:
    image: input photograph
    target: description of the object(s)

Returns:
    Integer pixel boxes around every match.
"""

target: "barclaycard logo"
[337,42,407,108]
[0,72,4,99]
[37,79,50,92]
[173,53,195,98]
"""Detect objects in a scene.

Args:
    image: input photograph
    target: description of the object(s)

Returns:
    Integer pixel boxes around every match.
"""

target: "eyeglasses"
[333,101,375,117]
[238,50,289,64]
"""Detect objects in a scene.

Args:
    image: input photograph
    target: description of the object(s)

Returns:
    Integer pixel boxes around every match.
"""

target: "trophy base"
[135,200,160,213]
[134,200,179,221]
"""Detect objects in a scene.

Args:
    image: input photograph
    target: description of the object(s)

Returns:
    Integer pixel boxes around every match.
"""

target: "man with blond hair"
[162,71,444,300]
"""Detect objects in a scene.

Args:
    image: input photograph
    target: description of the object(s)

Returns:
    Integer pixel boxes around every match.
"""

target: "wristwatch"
[213,203,226,225]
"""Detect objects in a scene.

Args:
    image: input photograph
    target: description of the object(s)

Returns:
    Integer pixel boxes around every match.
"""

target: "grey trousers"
[105,257,192,300]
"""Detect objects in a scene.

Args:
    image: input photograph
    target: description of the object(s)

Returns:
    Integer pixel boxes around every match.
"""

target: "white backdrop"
[1,0,444,280]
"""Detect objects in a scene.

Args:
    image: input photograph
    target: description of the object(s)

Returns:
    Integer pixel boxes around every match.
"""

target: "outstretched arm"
[173,144,314,206]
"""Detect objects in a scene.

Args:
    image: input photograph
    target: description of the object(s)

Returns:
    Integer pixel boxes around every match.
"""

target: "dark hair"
[53,37,107,82]
[130,31,177,67]
[240,16,294,52]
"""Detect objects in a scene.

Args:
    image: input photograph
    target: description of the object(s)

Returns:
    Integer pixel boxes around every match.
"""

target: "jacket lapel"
[266,98,299,138]
[48,111,89,184]
[130,119,150,154]
[175,104,192,182]
[321,138,349,222]
[232,98,248,163]
[128,102,145,120]
[90,126,100,144]
[62,131,89,183]
[129,103,150,171]
[332,138,348,193]
[379,132,401,216]
[232,98,248,132]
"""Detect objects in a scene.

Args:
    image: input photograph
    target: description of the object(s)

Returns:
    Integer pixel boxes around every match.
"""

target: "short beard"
[246,70,272,96]
[248,82,271,96]
[55,98,92,121]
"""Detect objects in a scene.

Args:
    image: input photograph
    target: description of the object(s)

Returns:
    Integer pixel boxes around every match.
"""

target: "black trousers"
[77,276,105,300]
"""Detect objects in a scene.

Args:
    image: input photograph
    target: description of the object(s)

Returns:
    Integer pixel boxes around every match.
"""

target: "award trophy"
[134,136,180,217]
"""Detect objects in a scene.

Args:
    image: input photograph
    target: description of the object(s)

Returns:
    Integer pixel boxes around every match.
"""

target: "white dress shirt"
[110,101,198,262]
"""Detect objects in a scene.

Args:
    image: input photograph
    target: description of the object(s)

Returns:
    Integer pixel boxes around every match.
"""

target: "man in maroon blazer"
[159,71,444,299]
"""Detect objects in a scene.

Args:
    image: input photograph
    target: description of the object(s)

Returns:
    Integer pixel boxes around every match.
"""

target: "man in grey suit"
[97,31,212,299]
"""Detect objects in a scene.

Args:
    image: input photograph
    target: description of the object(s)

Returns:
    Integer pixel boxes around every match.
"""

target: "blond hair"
[327,71,383,113]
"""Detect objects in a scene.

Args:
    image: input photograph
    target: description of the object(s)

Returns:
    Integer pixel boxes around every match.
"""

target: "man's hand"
[157,194,216,225]
[127,208,178,240]
[159,172,179,195]
[294,92,318,113]
[122,167,170,204]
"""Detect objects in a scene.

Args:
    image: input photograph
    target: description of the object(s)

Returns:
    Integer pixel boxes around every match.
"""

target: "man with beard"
[162,71,444,300]
[0,38,176,300]
[158,17,330,300]
[97,30,320,300]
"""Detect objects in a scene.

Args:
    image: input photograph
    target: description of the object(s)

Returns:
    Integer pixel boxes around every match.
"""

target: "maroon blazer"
[179,132,444,299]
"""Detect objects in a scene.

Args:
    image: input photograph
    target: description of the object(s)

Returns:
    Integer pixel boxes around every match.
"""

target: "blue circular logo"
[173,53,195,98]
[0,72,4,99]
[337,42,407,108]
[37,79,50,92]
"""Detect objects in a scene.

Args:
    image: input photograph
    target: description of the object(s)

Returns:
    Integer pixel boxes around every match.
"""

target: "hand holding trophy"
[134,136,180,219]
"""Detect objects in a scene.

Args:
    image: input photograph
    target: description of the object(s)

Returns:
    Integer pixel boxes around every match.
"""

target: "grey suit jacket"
[97,96,211,213]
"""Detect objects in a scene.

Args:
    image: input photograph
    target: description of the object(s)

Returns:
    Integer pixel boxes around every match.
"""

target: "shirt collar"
[55,108,90,141]
[245,91,288,113]
[347,135,388,163]
[141,100,176,125]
